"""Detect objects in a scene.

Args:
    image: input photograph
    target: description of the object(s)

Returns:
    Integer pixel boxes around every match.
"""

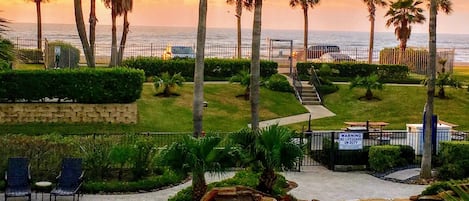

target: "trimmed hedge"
[437,141,469,180]
[122,57,278,81]
[369,145,401,172]
[0,67,145,103]
[17,48,43,64]
[296,62,409,81]
[264,74,293,92]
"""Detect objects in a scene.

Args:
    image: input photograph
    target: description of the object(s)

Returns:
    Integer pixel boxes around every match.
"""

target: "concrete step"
[302,97,320,102]
[302,101,321,105]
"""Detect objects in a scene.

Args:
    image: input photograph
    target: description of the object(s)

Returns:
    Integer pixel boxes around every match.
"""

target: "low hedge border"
[122,57,278,81]
[0,67,145,103]
[296,62,411,82]
[437,141,469,180]
[82,169,187,193]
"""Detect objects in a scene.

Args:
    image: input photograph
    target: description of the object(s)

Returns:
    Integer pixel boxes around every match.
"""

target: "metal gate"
[266,38,293,75]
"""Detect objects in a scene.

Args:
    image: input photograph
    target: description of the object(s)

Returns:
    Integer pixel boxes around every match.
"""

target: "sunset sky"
[1,0,469,34]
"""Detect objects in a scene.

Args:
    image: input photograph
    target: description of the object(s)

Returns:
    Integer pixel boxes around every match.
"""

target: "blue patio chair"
[50,158,84,201]
[4,157,32,201]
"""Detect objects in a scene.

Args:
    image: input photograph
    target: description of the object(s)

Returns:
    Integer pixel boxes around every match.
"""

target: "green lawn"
[287,84,469,131]
[453,66,469,85]
[0,84,307,134]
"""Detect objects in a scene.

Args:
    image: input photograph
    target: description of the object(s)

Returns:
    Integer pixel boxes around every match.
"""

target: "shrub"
[123,57,278,81]
[397,145,415,166]
[0,59,10,70]
[312,137,369,167]
[46,41,80,68]
[0,38,14,69]
[17,48,43,64]
[168,170,289,201]
[82,169,186,193]
[437,141,469,180]
[317,84,338,95]
[0,67,145,103]
[296,62,409,81]
[265,74,293,92]
[368,145,401,172]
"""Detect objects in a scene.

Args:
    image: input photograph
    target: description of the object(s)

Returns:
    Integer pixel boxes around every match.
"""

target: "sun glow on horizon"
[0,0,468,34]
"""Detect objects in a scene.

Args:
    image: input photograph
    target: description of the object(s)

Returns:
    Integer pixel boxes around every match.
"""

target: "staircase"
[300,81,321,105]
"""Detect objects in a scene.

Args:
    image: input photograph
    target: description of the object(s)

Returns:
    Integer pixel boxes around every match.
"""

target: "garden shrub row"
[122,57,278,81]
[0,37,14,70]
[437,141,469,180]
[264,74,293,92]
[0,134,187,192]
[17,48,43,64]
[0,67,145,103]
[368,145,415,172]
[296,62,410,82]
[168,170,290,201]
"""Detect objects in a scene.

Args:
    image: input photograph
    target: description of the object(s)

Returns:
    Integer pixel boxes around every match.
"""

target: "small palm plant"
[153,72,185,97]
[350,73,384,100]
[229,70,250,100]
[229,125,303,195]
[157,135,232,201]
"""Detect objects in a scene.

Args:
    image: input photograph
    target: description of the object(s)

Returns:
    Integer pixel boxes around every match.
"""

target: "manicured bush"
[46,41,80,68]
[168,170,289,201]
[82,169,186,193]
[397,145,415,166]
[264,74,293,92]
[317,84,339,95]
[313,137,369,167]
[122,57,278,81]
[296,62,409,81]
[0,67,145,103]
[17,48,43,64]
[437,141,469,180]
[368,145,401,172]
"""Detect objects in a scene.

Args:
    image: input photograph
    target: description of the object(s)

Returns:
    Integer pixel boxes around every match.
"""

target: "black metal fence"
[295,130,468,171]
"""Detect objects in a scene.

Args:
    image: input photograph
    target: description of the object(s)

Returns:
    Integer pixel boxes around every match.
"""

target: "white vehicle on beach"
[162,45,195,60]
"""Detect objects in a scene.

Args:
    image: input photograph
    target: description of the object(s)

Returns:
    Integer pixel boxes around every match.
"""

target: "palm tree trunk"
[368,5,375,64]
[192,172,207,201]
[236,0,242,59]
[89,0,97,67]
[36,0,42,50]
[74,0,93,67]
[420,0,437,179]
[109,8,118,67]
[366,89,373,100]
[303,7,308,62]
[250,0,262,131]
[117,11,130,65]
[257,168,277,194]
[193,0,208,137]
[398,38,407,64]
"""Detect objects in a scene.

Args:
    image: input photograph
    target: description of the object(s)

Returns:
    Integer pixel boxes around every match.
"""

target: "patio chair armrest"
[28,165,31,181]
[4,171,6,181]
[56,171,62,180]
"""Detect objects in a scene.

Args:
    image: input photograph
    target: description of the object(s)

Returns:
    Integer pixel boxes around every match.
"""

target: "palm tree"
[248,0,262,131]
[289,0,320,62]
[349,74,384,100]
[193,0,208,137]
[153,72,185,97]
[117,0,133,65]
[74,0,96,67]
[157,135,231,201]
[420,0,452,179]
[362,0,387,64]
[229,70,250,100]
[0,15,8,36]
[229,125,303,194]
[102,0,133,67]
[29,0,49,50]
[385,0,425,63]
[226,0,253,59]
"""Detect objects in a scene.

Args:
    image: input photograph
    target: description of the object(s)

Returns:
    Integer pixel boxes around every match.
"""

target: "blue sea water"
[5,23,469,62]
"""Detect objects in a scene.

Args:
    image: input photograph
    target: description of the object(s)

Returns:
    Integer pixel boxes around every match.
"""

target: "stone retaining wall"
[0,103,137,124]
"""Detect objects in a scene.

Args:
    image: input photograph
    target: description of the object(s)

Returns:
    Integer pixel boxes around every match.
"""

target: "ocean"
[4,23,469,62]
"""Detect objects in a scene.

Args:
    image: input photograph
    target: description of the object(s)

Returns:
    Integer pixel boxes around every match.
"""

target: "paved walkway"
[4,166,427,201]
[258,105,336,128]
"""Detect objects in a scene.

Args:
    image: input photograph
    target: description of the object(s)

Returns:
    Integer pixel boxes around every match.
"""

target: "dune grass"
[0,84,307,134]
[287,84,469,131]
